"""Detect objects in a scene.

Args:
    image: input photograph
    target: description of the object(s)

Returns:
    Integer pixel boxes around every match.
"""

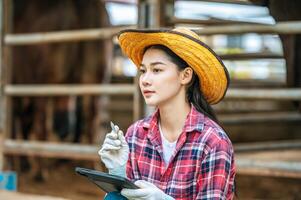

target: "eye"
[153,68,162,73]
[139,68,146,74]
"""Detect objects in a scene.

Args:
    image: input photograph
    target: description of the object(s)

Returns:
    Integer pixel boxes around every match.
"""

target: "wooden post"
[1,0,13,171]
[0,0,3,171]
[135,0,174,119]
[280,35,296,87]
[151,0,174,28]
[0,132,2,170]
[140,0,174,28]
[0,0,3,119]
[135,0,150,119]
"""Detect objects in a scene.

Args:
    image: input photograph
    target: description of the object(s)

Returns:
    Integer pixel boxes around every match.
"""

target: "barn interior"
[0,0,301,199]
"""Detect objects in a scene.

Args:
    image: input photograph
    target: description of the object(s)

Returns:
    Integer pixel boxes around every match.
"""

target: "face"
[139,48,186,107]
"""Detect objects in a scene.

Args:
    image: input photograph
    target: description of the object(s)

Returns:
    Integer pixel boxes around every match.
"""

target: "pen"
[110,121,117,133]
[110,121,122,142]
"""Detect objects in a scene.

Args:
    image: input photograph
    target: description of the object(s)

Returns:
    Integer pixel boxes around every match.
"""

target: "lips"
[143,90,155,95]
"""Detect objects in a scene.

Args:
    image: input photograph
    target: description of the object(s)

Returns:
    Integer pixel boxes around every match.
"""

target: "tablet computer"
[75,167,139,193]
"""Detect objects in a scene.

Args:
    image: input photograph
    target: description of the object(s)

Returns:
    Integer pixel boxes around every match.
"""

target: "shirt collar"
[182,104,205,133]
[142,104,204,134]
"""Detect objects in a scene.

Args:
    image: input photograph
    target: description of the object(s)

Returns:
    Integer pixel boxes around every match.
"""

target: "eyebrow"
[140,62,167,68]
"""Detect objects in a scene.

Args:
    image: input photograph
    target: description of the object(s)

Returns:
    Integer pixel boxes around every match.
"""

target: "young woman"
[99,27,235,200]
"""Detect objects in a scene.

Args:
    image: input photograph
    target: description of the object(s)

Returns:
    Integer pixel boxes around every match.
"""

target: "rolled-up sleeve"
[125,124,135,180]
[196,139,235,200]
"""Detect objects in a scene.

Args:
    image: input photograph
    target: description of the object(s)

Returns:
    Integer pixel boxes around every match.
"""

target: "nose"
[140,71,151,87]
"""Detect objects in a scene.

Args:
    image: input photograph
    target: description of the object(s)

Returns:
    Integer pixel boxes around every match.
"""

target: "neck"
[158,98,191,142]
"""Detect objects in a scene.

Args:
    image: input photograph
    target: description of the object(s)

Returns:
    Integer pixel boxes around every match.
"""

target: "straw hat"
[118,27,229,104]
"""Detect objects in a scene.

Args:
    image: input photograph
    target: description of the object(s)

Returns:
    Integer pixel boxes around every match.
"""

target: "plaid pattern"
[125,105,235,200]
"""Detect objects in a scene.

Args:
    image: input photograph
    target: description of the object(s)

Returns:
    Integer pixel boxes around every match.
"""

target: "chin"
[144,99,159,107]
[145,101,158,107]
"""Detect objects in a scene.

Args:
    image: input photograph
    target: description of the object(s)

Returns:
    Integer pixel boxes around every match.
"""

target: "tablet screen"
[75,167,139,193]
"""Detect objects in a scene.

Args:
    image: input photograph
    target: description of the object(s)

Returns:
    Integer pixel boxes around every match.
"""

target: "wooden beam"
[237,158,301,179]
[220,112,301,124]
[193,21,301,35]
[103,0,136,4]
[234,140,301,152]
[230,80,285,88]
[192,0,253,5]
[170,17,264,26]
[4,86,301,100]
[219,52,283,60]
[4,26,136,45]
[225,88,301,100]
[236,147,301,178]
[3,139,99,161]
[4,139,301,179]
[4,84,136,96]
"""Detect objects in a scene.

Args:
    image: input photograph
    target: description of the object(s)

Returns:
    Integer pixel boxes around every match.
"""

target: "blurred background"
[0,0,300,199]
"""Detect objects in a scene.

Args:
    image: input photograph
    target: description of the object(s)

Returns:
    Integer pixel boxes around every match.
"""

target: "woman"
[99,27,235,200]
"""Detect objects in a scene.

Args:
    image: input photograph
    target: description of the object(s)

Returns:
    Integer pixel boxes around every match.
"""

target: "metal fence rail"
[225,88,301,100]
[4,84,136,96]
[194,21,301,35]
[4,26,136,45]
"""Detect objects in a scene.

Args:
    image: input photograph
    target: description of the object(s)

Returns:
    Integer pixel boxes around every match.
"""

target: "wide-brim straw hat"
[118,27,229,104]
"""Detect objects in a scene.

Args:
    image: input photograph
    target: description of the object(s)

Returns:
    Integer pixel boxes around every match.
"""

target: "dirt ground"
[0,190,68,200]
[236,175,301,199]
[17,160,105,200]
[13,158,301,200]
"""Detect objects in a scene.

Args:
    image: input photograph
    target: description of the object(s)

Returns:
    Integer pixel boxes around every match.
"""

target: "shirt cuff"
[164,195,175,200]
[108,164,127,178]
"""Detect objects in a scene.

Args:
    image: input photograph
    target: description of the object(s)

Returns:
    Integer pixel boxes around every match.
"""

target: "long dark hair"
[144,44,237,197]
[144,45,219,123]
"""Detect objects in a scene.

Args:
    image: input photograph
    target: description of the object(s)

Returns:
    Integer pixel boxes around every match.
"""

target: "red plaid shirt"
[125,105,235,200]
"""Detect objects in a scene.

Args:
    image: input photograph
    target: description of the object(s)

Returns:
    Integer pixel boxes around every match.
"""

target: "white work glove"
[98,123,129,176]
[121,180,175,200]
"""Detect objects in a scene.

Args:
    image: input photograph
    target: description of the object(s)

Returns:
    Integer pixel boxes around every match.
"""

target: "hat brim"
[118,29,229,104]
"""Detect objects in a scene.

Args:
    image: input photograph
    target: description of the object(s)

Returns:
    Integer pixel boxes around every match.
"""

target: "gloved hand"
[98,123,129,171]
[121,180,175,200]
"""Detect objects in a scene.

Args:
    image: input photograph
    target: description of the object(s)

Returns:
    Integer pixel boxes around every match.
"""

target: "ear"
[180,67,193,85]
